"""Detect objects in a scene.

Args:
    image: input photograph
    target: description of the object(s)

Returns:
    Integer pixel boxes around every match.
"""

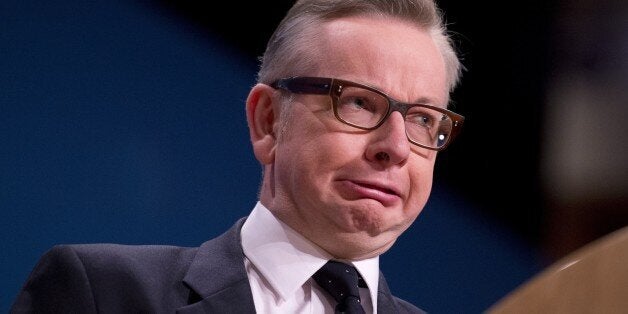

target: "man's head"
[246,0,463,260]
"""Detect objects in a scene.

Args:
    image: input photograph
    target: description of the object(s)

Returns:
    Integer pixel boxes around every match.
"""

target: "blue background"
[1,1,544,312]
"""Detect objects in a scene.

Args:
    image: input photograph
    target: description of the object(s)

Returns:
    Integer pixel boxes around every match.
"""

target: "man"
[11,0,463,313]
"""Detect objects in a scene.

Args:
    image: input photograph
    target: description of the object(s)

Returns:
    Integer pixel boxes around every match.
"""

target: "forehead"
[310,15,448,106]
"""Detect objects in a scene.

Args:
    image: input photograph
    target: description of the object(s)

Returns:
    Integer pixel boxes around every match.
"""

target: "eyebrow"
[360,81,445,108]
[390,94,446,108]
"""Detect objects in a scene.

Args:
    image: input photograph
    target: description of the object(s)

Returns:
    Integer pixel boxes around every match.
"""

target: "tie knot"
[313,261,366,314]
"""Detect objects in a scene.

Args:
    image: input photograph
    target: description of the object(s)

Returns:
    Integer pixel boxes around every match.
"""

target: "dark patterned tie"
[313,260,366,314]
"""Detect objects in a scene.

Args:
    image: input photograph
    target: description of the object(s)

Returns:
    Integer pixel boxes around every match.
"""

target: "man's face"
[263,16,449,259]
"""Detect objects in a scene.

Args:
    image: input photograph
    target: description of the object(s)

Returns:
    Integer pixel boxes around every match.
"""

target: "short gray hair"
[256,0,462,94]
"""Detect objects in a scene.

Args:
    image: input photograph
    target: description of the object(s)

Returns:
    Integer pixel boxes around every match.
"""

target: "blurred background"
[2,0,626,312]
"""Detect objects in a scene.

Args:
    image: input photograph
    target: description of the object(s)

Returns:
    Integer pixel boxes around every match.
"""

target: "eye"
[334,86,388,128]
[341,96,377,112]
[407,112,434,128]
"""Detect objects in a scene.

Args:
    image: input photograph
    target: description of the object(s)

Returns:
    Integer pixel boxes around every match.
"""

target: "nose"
[365,111,411,166]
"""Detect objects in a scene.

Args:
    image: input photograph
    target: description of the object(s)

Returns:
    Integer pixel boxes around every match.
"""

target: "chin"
[333,234,397,260]
[348,202,407,236]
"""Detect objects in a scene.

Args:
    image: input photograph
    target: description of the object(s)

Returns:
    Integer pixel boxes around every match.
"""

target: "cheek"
[292,134,362,182]
[283,110,364,171]
[276,116,346,181]
[407,158,436,213]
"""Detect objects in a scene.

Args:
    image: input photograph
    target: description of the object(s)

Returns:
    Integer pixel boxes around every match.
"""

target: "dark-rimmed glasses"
[270,77,464,151]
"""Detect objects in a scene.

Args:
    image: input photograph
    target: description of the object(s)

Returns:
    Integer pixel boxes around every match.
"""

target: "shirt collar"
[241,201,380,306]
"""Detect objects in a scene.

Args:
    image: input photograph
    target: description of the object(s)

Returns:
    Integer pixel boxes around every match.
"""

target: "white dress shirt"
[241,201,379,313]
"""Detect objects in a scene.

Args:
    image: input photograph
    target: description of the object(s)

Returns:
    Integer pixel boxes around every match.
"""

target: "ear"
[246,83,278,165]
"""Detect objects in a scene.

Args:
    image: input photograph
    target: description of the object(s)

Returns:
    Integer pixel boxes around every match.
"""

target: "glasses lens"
[335,86,389,128]
[405,106,454,149]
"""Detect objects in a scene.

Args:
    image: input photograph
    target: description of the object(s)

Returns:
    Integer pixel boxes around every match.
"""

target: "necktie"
[313,260,366,314]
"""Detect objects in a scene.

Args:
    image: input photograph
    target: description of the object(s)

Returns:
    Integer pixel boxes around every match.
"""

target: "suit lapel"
[175,281,255,313]
[176,216,408,313]
[177,218,256,313]
[377,271,401,314]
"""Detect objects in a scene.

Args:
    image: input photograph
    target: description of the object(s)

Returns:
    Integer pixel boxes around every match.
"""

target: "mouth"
[338,179,402,206]
[355,181,399,196]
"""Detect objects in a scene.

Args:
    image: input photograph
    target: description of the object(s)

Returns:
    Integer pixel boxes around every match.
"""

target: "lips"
[337,179,402,206]
[355,181,399,196]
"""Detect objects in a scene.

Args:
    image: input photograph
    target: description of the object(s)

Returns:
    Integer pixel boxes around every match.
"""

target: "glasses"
[270,77,464,151]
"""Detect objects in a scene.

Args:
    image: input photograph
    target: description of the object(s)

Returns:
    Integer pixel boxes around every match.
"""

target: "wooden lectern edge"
[485,225,628,313]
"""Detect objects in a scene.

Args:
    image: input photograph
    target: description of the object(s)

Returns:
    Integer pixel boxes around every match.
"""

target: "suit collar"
[377,271,402,313]
[176,216,404,313]
[178,217,255,313]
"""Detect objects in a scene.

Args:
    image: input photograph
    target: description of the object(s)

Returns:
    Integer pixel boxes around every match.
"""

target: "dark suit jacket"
[11,217,425,313]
